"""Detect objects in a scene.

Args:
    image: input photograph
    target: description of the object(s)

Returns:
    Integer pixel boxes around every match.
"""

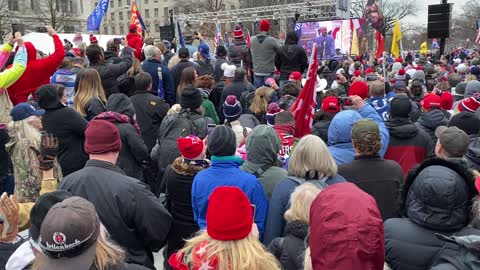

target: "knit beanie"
[208,125,237,156]
[440,91,454,110]
[389,95,412,118]
[233,25,244,39]
[458,94,480,113]
[448,112,480,135]
[266,102,282,126]
[394,69,406,81]
[455,82,467,96]
[84,120,122,154]
[180,86,203,110]
[471,66,480,76]
[465,80,480,98]
[206,186,253,241]
[349,81,369,99]
[177,135,204,159]
[222,63,236,78]
[223,95,242,122]
[411,70,426,83]
[259,19,271,32]
[89,34,98,44]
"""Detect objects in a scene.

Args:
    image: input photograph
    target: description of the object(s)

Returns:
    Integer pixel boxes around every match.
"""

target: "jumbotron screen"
[294,18,366,59]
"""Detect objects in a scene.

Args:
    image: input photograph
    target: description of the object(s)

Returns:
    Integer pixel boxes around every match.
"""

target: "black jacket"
[228,40,250,68]
[164,51,175,66]
[211,80,225,123]
[171,60,199,93]
[311,120,331,144]
[130,91,169,152]
[384,158,479,270]
[431,234,480,270]
[37,87,89,176]
[0,128,9,178]
[220,79,255,107]
[213,57,229,82]
[268,221,309,270]
[415,109,449,141]
[85,97,106,121]
[274,32,308,81]
[338,155,403,220]
[104,50,121,64]
[59,159,172,270]
[90,47,133,97]
[106,94,149,181]
[194,59,214,76]
[163,157,206,268]
[466,135,480,171]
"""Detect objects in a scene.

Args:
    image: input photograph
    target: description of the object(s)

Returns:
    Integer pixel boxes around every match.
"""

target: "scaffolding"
[175,0,351,31]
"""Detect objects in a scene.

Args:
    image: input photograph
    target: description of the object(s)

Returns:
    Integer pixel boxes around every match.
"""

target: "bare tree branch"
[35,0,74,32]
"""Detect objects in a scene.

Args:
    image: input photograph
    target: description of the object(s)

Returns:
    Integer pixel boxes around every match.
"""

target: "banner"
[391,18,402,58]
[87,0,109,32]
[375,30,384,58]
[363,0,385,32]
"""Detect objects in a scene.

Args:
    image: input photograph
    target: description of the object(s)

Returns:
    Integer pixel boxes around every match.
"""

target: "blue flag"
[176,21,185,48]
[224,32,231,48]
[87,0,109,31]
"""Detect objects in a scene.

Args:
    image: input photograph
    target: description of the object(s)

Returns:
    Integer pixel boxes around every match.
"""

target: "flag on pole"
[224,32,231,48]
[290,43,319,138]
[130,1,147,34]
[476,30,480,45]
[351,28,359,56]
[391,18,402,58]
[420,41,428,55]
[375,30,384,58]
[87,0,109,31]
[176,21,185,48]
[214,23,222,48]
[246,29,251,47]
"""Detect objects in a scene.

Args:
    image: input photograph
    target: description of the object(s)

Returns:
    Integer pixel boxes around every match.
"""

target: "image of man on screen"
[315,27,335,60]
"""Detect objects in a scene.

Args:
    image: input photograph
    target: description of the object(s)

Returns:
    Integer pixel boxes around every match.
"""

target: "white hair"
[143,45,161,60]
[8,115,41,144]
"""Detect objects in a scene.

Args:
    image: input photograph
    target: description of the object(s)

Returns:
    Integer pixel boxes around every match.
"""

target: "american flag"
[214,24,224,48]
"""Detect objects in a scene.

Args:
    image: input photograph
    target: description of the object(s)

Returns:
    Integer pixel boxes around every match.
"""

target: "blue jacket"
[50,68,76,107]
[141,59,175,106]
[327,105,390,165]
[263,174,345,245]
[191,156,268,237]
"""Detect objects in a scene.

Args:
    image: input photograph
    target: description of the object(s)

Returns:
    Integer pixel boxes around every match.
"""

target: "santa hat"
[177,135,204,160]
[395,69,406,81]
[349,81,369,100]
[458,94,480,112]
[259,19,270,32]
[89,34,98,44]
[266,102,283,126]
[233,25,244,39]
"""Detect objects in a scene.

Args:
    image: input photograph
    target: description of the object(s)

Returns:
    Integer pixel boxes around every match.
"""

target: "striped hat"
[223,95,242,122]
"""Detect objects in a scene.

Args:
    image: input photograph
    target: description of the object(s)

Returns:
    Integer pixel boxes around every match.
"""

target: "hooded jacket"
[126,32,144,61]
[327,104,390,165]
[36,85,89,176]
[267,221,309,270]
[228,39,250,68]
[274,32,308,81]
[431,234,480,270]
[249,33,279,74]
[105,93,149,181]
[220,78,256,107]
[191,156,268,237]
[240,125,288,199]
[309,182,385,270]
[465,135,480,171]
[200,89,219,124]
[384,158,479,270]
[7,35,64,105]
[415,109,449,141]
[384,117,434,176]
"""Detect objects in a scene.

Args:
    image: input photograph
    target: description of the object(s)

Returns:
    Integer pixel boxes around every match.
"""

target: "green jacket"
[200,88,219,124]
[240,125,287,199]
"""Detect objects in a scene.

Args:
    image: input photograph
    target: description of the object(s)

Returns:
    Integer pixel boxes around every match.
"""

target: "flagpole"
[400,38,404,59]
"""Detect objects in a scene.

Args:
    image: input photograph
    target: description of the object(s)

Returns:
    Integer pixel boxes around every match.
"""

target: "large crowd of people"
[0,18,479,270]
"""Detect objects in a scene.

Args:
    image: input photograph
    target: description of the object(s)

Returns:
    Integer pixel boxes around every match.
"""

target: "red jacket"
[309,182,385,270]
[126,32,144,61]
[7,35,65,105]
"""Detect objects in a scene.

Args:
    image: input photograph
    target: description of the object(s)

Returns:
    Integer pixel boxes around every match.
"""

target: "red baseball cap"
[289,71,302,81]
[421,94,442,111]
[322,96,341,113]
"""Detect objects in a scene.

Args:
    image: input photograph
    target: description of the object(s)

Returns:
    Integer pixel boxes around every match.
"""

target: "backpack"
[287,176,329,190]
[157,111,198,169]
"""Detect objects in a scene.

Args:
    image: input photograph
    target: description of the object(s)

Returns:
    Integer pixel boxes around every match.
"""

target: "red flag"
[246,30,251,47]
[375,30,384,58]
[290,44,319,138]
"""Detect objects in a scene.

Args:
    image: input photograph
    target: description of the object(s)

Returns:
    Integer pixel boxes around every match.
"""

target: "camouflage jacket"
[6,134,62,203]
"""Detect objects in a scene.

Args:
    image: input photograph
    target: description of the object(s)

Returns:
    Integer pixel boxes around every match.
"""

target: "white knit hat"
[222,63,236,78]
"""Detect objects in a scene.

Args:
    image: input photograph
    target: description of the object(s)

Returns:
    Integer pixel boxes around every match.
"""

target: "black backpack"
[157,111,198,169]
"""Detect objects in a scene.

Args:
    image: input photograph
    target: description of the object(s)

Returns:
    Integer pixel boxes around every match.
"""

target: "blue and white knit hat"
[223,95,242,122]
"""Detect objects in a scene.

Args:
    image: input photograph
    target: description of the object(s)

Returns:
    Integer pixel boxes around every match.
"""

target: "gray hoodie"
[240,125,287,199]
[249,33,279,74]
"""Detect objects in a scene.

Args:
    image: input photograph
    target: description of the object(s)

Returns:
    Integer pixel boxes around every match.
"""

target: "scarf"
[94,111,141,135]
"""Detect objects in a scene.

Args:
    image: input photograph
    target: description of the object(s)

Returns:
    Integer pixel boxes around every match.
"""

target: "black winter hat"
[389,95,412,118]
[180,86,203,110]
[448,112,480,135]
[30,190,72,241]
[216,45,227,57]
[208,125,237,156]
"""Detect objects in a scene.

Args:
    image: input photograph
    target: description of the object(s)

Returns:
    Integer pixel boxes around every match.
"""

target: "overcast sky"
[404,0,467,26]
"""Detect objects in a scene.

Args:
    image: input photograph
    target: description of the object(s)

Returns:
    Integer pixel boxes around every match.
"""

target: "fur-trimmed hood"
[402,158,478,231]
[172,157,210,176]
